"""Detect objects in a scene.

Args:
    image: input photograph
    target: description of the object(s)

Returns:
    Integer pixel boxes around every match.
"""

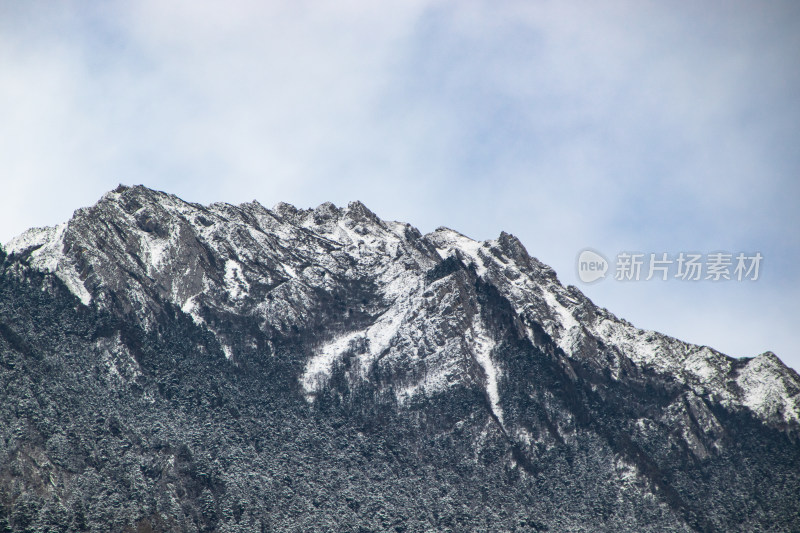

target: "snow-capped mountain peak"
[3,185,800,531]
[5,184,799,431]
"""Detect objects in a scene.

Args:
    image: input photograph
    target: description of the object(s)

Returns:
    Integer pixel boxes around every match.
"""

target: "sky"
[1,1,798,370]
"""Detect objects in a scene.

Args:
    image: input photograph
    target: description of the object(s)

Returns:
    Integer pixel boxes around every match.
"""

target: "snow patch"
[592,319,671,373]
[143,232,171,270]
[300,267,425,400]
[684,347,722,383]
[542,289,581,353]
[181,295,206,326]
[283,264,298,278]
[543,290,580,333]
[737,353,800,424]
[301,331,362,396]
[221,344,234,361]
[469,316,504,426]
[430,229,488,276]
[224,259,250,299]
[6,223,92,305]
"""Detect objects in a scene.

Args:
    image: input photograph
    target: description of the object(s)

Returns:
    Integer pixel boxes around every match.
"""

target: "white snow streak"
[469,317,504,426]
[542,289,581,353]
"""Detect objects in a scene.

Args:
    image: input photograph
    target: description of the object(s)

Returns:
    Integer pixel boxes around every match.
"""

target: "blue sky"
[1,1,798,370]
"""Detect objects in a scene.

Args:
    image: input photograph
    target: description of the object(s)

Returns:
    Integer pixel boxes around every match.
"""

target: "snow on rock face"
[428,227,490,277]
[223,259,249,299]
[6,222,92,305]
[737,352,800,424]
[3,185,799,431]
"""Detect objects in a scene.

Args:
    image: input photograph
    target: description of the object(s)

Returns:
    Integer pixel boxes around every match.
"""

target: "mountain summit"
[2,185,798,532]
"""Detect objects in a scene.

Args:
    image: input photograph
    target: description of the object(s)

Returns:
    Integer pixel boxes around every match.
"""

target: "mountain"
[1,184,798,532]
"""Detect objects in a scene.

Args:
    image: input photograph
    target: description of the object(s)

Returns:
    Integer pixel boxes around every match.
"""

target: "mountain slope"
[1,185,798,532]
